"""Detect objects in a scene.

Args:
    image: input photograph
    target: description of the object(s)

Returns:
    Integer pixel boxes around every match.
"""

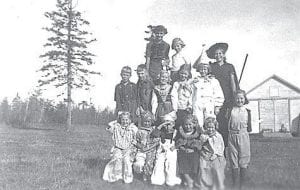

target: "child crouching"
[103,112,138,184]
[133,111,160,182]
[197,115,226,190]
[151,111,181,186]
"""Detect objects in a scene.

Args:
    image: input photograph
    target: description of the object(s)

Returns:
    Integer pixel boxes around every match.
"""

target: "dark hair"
[235,89,249,105]
[153,25,168,34]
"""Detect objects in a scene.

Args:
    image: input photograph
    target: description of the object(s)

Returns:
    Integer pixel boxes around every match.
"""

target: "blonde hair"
[171,38,185,49]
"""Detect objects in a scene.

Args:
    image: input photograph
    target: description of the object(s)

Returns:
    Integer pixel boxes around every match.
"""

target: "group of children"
[103,25,252,190]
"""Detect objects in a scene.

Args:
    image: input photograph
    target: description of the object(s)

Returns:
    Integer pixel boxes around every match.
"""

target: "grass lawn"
[0,123,299,190]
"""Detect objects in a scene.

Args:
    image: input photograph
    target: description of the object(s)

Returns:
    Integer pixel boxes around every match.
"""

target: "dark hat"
[206,43,228,59]
[152,25,168,34]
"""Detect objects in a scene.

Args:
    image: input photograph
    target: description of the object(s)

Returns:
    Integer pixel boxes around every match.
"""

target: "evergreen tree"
[0,98,10,125]
[38,0,100,130]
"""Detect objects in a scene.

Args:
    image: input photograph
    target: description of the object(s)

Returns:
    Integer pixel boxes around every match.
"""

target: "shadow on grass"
[83,156,109,174]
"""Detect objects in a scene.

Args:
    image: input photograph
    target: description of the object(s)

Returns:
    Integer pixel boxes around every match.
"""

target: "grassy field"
[0,123,299,190]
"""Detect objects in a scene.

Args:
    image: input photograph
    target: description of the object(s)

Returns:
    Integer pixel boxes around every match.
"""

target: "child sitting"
[175,114,200,189]
[133,111,160,182]
[103,112,138,183]
[151,111,181,186]
[197,115,226,190]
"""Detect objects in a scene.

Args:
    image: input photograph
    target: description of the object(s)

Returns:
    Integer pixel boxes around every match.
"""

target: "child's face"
[235,93,245,107]
[120,115,131,128]
[121,72,131,83]
[206,122,216,135]
[179,70,189,81]
[142,118,152,128]
[214,49,225,62]
[137,69,147,81]
[164,120,175,133]
[183,119,194,133]
[155,31,165,41]
[174,43,182,53]
[199,66,209,77]
[160,73,169,84]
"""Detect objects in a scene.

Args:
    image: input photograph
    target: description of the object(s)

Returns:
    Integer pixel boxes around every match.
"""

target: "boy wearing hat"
[145,25,170,84]
[114,66,138,122]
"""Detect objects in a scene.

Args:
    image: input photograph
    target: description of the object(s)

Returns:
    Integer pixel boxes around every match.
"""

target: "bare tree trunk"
[66,1,73,130]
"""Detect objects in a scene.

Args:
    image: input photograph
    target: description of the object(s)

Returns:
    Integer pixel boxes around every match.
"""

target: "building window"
[269,86,279,97]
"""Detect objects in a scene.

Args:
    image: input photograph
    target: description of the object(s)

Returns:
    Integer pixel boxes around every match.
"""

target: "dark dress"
[175,129,200,175]
[146,40,170,84]
[210,62,239,146]
[114,81,138,121]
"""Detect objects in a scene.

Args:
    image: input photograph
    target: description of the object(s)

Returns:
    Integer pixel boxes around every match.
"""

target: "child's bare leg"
[183,174,193,188]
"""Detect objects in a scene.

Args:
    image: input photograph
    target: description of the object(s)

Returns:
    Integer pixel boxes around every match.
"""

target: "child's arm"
[212,78,224,109]
[151,90,158,116]
[247,109,252,132]
[106,120,117,133]
[170,82,179,111]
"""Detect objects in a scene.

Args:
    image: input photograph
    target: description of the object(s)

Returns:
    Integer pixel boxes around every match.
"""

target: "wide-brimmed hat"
[206,43,228,59]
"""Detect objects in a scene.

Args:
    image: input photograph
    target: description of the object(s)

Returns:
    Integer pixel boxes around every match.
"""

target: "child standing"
[133,111,160,182]
[151,111,181,186]
[145,25,170,84]
[170,38,191,82]
[228,90,252,189]
[192,63,224,131]
[103,112,138,184]
[136,64,155,116]
[197,115,226,190]
[170,64,193,130]
[114,66,137,122]
[151,70,174,125]
[175,114,200,189]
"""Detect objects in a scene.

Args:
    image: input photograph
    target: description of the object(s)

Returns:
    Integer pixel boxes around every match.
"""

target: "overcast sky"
[0,0,299,109]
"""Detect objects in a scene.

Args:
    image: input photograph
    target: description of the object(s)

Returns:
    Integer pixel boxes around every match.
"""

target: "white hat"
[162,111,177,122]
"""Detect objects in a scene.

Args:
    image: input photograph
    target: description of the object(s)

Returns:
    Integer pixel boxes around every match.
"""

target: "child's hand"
[200,134,209,142]
[185,148,194,153]
[214,106,221,115]
[170,146,176,152]
[210,154,217,160]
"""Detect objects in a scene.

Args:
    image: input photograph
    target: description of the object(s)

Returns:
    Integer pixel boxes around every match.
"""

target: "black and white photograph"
[0,0,299,189]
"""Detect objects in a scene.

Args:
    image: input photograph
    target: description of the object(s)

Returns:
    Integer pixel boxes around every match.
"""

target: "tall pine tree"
[38,0,100,129]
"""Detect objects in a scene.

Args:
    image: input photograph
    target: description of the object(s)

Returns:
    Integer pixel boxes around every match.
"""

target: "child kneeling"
[133,111,160,181]
[103,112,138,183]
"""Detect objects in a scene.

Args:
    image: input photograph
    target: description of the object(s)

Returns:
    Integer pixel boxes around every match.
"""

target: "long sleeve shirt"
[171,80,193,111]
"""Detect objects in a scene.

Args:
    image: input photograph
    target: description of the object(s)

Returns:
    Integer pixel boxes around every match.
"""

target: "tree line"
[0,91,114,128]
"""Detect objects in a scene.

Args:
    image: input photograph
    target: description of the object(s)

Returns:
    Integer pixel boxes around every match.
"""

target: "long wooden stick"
[239,54,248,84]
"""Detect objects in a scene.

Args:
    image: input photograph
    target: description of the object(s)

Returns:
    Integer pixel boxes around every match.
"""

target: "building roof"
[247,74,300,94]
